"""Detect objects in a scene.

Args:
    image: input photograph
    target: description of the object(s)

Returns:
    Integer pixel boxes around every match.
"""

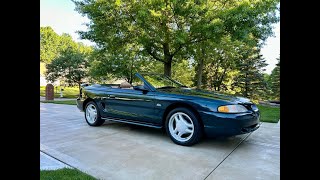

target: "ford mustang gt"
[77,73,260,146]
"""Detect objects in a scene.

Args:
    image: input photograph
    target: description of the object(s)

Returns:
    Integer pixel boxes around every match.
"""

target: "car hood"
[158,88,252,104]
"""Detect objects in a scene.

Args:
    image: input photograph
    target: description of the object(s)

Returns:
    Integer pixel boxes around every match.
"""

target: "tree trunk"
[129,59,134,84]
[163,41,172,77]
[196,47,206,89]
[209,63,214,91]
[129,74,133,84]
[244,72,248,97]
[78,83,81,92]
[196,58,204,89]
[164,61,172,77]
[212,62,220,91]
[217,68,227,91]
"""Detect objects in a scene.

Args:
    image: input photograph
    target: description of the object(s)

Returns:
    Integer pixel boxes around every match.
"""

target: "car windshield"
[141,74,188,89]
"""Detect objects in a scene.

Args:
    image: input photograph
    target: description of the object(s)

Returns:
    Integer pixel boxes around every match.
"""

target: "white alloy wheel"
[86,104,97,124]
[168,112,195,142]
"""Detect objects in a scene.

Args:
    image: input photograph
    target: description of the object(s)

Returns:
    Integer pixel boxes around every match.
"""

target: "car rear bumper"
[199,110,260,137]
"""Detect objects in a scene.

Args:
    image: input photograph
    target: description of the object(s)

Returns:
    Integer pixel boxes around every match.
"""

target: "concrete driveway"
[40,103,279,180]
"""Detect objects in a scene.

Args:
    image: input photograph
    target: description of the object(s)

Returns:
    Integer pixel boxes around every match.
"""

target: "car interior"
[109,81,143,90]
[119,81,133,89]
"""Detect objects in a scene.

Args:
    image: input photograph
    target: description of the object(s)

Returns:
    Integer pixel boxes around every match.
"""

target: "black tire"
[84,101,105,126]
[165,107,203,146]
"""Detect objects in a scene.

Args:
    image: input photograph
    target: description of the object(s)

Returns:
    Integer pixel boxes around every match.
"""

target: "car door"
[103,89,159,124]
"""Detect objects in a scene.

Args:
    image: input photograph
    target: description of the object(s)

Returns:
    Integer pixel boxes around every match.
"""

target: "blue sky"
[41,0,280,74]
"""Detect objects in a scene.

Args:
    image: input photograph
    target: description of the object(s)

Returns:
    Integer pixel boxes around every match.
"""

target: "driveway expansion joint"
[203,132,253,180]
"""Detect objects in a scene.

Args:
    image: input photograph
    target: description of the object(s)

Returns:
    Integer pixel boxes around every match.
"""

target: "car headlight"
[217,105,248,113]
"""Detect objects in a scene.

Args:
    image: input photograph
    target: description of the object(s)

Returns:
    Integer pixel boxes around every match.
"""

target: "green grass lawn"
[257,105,280,123]
[40,86,79,98]
[40,168,96,180]
[41,100,77,105]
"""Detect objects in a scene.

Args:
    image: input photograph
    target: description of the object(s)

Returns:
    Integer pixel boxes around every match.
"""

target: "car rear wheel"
[165,107,203,146]
[85,101,105,126]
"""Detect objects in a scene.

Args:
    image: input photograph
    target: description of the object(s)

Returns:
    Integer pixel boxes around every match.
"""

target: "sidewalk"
[40,151,72,170]
[40,96,76,101]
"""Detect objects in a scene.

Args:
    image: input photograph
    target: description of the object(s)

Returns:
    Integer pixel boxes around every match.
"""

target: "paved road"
[40,103,279,180]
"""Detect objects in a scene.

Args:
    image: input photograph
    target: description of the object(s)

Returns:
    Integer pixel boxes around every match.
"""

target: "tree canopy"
[88,45,152,84]
[41,2,280,102]
[269,56,280,100]
[73,0,279,77]
[40,26,78,64]
[45,43,92,89]
[40,27,61,63]
[231,47,268,99]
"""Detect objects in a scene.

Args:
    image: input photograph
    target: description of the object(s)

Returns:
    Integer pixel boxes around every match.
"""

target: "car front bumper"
[199,110,260,137]
[76,98,84,112]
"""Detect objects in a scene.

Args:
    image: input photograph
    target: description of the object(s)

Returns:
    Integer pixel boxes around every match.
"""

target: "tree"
[193,42,208,89]
[40,26,79,64]
[59,33,78,51]
[262,73,273,99]
[232,47,268,99]
[73,0,279,77]
[196,36,242,90]
[45,45,91,90]
[192,0,279,87]
[88,43,152,84]
[171,59,195,87]
[269,56,280,100]
[40,27,61,63]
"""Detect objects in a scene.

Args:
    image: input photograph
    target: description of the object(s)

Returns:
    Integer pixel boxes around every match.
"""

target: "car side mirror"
[134,85,149,93]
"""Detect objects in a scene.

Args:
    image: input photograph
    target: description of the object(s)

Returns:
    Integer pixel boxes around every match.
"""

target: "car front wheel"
[85,101,105,126]
[165,107,203,146]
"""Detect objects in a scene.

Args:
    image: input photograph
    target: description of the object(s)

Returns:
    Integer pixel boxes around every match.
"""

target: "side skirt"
[101,117,163,129]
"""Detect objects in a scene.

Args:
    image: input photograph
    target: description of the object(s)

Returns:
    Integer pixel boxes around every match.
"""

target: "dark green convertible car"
[77,73,260,146]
